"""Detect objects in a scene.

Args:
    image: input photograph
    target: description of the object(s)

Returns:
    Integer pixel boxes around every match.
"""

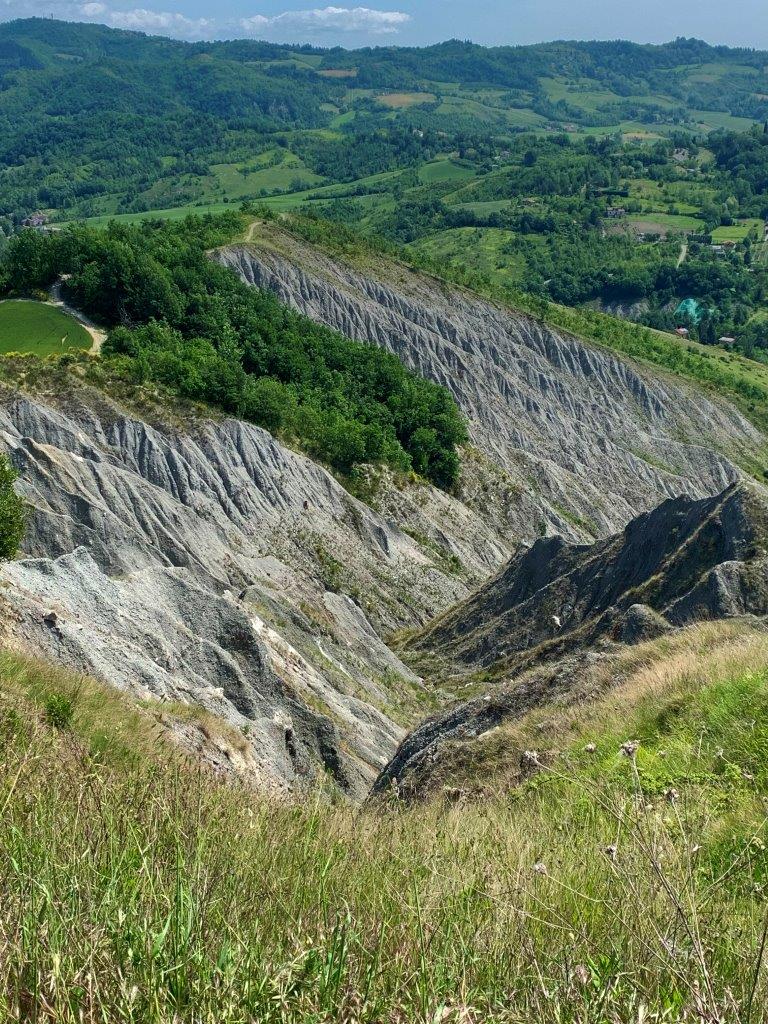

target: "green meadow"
[0,300,92,356]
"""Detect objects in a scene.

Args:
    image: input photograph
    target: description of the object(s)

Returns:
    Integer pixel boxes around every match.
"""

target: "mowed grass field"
[711,218,764,242]
[626,211,704,234]
[209,155,325,198]
[377,91,436,108]
[0,300,92,356]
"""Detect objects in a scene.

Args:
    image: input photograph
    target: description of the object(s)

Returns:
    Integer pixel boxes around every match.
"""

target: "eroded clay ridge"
[0,384,507,799]
[215,229,756,541]
[373,482,768,796]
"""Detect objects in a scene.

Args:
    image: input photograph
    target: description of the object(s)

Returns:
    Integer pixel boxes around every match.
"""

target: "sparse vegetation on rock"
[0,453,24,561]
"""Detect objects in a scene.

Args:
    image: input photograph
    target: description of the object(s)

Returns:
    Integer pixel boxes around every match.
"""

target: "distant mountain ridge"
[0,18,766,222]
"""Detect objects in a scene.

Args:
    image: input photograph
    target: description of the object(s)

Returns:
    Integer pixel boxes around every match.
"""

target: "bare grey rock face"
[372,483,768,798]
[215,227,758,543]
[1,228,766,802]
[0,385,498,798]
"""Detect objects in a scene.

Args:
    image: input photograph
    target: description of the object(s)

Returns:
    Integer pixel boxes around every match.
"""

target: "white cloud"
[240,6,411,35]
[0,0,410,40]
[102,6,213,37]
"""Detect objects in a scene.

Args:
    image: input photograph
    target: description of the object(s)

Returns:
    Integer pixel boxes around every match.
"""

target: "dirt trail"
[49,278,107,355]
[676,241,688,268]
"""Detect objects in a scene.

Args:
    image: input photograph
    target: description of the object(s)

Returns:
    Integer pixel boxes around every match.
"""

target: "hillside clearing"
[377,91,436,108]
[0,299,92,356]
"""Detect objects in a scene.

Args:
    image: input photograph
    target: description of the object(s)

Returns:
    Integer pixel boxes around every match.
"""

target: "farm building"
[21,213,47,229]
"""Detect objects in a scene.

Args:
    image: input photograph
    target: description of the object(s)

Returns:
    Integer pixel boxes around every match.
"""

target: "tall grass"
[1,628,768,1022]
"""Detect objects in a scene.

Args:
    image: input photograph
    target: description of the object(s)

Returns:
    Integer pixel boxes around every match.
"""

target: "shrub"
[0,454,25,561]
[43,692,75,731]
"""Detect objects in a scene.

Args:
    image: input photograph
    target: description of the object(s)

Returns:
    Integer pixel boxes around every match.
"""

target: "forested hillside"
[5,19,768,357]
[1,18,767,225]
[0,212,466,485]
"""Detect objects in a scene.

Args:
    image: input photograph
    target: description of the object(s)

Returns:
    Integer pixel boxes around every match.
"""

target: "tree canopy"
[0,214,466,488]
[0,454,24,561]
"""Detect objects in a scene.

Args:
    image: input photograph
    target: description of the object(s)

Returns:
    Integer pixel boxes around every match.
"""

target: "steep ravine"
[2,231,767,801]
[215,225,759,544]
[0,380,507,799]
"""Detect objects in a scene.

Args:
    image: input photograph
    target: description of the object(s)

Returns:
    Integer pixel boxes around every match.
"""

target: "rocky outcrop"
[407,483,768,674]
[373,483,768,796]
[214,225,760,544]
[2,226,767,803]
[0,382,505,799]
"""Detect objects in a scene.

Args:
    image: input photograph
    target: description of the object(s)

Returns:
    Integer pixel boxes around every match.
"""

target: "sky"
[1,0,767,49]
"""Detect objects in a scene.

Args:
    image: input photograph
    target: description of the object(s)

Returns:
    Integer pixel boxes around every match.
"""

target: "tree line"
[0,213,466,488]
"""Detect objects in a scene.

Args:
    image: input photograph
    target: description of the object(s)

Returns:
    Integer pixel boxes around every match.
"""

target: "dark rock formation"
[408,483,768,675]
[373,483,768,796]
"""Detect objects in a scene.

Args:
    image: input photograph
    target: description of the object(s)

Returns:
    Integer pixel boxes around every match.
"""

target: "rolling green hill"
[0,19,767,227]
[4,19,768,360]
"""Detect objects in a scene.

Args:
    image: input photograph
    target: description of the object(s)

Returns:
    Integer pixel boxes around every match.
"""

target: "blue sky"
[2,0,766,47]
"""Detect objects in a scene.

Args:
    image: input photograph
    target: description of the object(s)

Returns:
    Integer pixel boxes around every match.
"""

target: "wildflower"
[661,937,686,961]
[664,787,679,803]
[573,964,590,986]
[520,750,541,770]
[583,742,596,754]
[620,739,639,758]
[533,862,548,875]
[690,844,701,856]
[605,844,618,861]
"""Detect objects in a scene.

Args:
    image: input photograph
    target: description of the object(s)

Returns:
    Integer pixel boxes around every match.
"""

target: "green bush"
[0,454,25,561]
[43,692,75,731]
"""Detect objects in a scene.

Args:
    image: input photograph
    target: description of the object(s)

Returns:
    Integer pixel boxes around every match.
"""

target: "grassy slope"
[3,621,768,1022]
[0,300,91,356]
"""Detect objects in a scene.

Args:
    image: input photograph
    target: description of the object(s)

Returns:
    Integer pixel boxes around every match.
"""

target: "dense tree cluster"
[0,214,466,487]
[0,454,24,561]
